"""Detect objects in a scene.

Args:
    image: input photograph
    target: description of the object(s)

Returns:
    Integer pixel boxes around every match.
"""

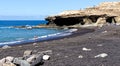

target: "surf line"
[0,29,78,47]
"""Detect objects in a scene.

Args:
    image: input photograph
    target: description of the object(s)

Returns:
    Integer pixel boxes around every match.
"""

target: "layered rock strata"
[45,2,120,27]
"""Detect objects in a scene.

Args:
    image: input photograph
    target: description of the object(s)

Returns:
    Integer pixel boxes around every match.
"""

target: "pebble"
[56,53,60,56]
[43,55,50,60]
[35,46,39,48]
[97,44,103,47]
[88,36,92,39]
[102,31,107,33]
[18,46,22,48]
[94,53,108,58]
[33,43,37,45]
[65,56,68,58]
[78,55,83,58]
[82,47,91,51]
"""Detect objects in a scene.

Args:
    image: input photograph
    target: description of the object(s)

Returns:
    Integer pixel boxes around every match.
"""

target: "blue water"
[0,20,75,46]
[0,20,47,26]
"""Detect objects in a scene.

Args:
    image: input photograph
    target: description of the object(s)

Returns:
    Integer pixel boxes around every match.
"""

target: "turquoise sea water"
[0,20,75,46]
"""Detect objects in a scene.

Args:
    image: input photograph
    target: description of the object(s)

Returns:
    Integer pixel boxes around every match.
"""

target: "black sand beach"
[0,25,120,66]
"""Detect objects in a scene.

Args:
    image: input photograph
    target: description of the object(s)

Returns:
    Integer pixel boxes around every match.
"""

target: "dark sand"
[0,25,120,66]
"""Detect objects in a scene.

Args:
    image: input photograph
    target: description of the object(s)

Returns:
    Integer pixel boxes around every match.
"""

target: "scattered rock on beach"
[94,53,108,58]
[82,47,91,51]
[2,62,16,66]
[0,56,15,66]
[33,43,37,45]
[2,45,11,49]
[88,36,92,39]
[0,58,6,63]
[43,55,50,60]
[102,31,108,33]
[5,56,14,62]
[78,55,83,58]
[0,50,51,66]
[23,50,32,57]
[65,56,68,58]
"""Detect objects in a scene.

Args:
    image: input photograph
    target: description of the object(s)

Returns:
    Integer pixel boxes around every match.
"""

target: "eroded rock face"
[45,2,120,27]
[115,16,120,23]
[83,18,93,25]
[95,17,107,26]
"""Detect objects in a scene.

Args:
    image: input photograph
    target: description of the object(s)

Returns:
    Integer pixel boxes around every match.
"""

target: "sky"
[0,0,119,20]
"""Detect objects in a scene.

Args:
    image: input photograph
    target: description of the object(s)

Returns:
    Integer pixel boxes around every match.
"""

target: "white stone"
[33,43,37,45]
[2,45,11,49]
[94,53,108,58]
[82,47,91,51]
[0,58,6,63]
[102,31,107,33]
[78,55,83,58]
[5,56,14,62]
[42,55,50,60]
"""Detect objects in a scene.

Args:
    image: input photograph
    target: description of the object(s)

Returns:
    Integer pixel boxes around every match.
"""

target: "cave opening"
[54,17,83,26]
[89,16,99,23]
[106,17,116,23]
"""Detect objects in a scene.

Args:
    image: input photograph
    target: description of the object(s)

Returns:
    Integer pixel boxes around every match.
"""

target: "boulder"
[13,58,30,66]
[2,62,16,66]
[5,56,14,62]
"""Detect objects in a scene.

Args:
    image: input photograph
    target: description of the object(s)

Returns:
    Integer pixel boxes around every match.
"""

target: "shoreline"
[0,28,76,47]
[1,25,120,66]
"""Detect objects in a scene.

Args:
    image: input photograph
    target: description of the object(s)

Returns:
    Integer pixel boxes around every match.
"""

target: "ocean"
[0,20,76,46]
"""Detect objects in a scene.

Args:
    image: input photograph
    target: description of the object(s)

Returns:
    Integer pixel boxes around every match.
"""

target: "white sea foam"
[0,41,21,45]
[40,35,48,38]
[68,29,78,32]
[0,26,12,29]
[48,33,57,37]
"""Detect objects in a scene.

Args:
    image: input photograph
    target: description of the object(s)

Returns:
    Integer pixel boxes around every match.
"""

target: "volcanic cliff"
[45,2,120,27]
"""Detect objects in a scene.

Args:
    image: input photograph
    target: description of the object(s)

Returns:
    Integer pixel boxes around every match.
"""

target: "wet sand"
[0,25,120,66]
